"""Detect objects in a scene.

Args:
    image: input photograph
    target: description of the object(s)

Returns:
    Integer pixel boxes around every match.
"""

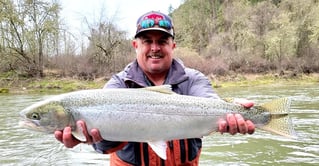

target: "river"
[0,83,318,165]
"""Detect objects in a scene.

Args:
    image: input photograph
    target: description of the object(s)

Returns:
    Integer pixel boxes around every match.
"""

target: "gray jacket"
[94,59,219,165]
[104,59,219,98]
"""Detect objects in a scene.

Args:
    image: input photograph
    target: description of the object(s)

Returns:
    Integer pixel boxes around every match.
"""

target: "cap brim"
[134,27,174,38]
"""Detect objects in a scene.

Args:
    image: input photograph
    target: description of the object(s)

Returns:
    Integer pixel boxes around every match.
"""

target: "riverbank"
[0,72,318,94]
[211,73,319,88]
[0,76,106,94]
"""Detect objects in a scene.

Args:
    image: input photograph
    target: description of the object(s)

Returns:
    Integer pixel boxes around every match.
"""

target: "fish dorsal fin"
[148,141,167,160]
[144,85,175,94]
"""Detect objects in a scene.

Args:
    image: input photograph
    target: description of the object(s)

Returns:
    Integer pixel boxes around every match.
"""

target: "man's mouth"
[148,54,163,59]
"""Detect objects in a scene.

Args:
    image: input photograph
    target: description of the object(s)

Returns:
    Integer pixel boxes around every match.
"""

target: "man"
[55,11,255,165]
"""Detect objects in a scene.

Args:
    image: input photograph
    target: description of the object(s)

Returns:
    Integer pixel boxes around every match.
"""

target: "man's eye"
[158,40,168,45]
[143,40,152,44]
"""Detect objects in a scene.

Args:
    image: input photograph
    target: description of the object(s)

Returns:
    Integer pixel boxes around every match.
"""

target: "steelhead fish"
[19,85,296,160]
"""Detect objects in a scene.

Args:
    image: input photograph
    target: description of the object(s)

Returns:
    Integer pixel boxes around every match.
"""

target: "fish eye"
[31,113,40,120]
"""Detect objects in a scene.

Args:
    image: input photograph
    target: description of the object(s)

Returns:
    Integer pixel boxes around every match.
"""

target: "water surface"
[0,83,318,165]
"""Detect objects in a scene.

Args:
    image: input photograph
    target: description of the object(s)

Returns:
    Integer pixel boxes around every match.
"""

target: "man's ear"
[172,41,176,49]
[132,39,138,49]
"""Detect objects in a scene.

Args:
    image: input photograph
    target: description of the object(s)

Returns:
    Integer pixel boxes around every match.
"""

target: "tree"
[87,22,126,67]
[83,7,129,75]
[0,0,61,77]
[173,0,214,53]
[248,1,277,58]
[265,11,297,68]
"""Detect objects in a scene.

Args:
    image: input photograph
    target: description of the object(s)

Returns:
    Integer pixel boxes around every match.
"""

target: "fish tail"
[258,98,297,138]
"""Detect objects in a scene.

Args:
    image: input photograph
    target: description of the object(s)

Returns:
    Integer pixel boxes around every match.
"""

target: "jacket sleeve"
[92,73,127,154]
[185,68,220,99]
[93,141,128,154]
[103,72,127,88]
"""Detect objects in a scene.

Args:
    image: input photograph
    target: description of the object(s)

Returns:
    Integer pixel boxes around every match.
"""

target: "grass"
[26,78,105,93]
[0,72,318,94]
[212,73,319,89]
[0,76,105,94]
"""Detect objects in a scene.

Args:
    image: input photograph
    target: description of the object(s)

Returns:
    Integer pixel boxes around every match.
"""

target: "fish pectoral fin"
[148,141,167,160]
[72,131,86,142]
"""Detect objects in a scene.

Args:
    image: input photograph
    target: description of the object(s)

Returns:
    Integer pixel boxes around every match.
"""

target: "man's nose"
[151,42,160,52]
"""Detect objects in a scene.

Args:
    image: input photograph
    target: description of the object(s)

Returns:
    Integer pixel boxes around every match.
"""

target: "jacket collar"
[124,59,189,87]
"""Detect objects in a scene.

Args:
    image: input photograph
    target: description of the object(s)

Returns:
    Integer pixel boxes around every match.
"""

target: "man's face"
[132,30,176,75]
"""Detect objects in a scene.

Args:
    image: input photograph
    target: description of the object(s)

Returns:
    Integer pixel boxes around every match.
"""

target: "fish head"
[19,100,71,133]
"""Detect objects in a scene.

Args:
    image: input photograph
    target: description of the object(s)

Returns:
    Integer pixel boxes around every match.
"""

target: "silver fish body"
[19,85,295,159]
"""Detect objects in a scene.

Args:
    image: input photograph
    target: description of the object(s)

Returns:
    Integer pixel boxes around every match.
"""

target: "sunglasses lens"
[140,19,171,30]
[159,20,171,29]
[141,19,155,29]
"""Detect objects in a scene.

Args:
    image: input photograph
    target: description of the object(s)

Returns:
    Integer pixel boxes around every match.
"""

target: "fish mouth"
[19,119,34,128]
[19,118,47,133]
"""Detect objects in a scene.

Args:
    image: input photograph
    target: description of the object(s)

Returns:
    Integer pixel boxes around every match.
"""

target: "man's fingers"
[54,120,103,149]
[62,126,80,148]
[76,121,93,144]
[219,113,255,135]
[233,98,254,108]
[62,126,72,143]
[218,118,227,134]
[235,114,248,134]
[76,120,103,144]
[91,128,103,143]
[226,114,238,135]
[54,130,63,143]
[246,120,255,134]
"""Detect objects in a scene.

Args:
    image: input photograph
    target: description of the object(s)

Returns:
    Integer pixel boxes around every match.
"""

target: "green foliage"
[173,0,214,52]
[172,0,319,73]
[1,0,319,80]
[265,10,297,62]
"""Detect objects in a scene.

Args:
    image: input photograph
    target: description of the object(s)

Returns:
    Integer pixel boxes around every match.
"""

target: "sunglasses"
[138,18,172,30]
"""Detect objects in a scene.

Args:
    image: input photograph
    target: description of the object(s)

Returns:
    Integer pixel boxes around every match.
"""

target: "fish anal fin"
[148,141,167,160]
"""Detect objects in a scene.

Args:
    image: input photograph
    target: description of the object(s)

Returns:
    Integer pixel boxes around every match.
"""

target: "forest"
[1,0,319,80]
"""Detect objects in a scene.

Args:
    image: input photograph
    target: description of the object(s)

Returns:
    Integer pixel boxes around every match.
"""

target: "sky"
[61,0,183,38]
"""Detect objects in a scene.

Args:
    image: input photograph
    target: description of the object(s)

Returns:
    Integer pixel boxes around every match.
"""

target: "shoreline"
[0,73,318,94]
[211,73,319,88]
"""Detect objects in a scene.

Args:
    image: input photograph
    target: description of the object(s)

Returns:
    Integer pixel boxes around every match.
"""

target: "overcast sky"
[61,0,183,38]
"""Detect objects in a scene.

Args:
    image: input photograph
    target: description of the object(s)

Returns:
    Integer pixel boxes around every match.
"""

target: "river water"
[0,83,318,165]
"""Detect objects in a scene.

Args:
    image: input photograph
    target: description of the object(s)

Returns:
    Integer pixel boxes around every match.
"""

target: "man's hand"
[54,120,103,148]
[218,98,255,135]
